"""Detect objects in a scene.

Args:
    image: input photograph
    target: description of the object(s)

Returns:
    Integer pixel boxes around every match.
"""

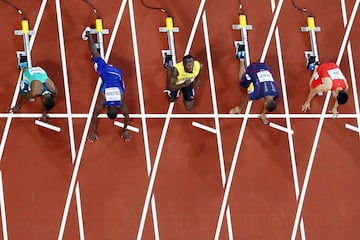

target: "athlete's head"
[264,97,277,112]
[107,105,118,119]
[337,90,348,105]
[42,94,55,111]
[182,55,194,73]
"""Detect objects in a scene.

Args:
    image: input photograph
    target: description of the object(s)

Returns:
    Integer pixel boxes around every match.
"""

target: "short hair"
[265,99,277,112]
[337,90,348,105]
[107,106,118,119]
[182,54,194,63]
[43,95,55,111]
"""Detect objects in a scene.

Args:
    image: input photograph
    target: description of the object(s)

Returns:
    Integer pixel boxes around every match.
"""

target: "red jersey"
[311,62,346,90]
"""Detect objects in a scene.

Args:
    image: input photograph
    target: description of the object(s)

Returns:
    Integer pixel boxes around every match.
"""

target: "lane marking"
[137,1,207,238]
[114,121,140,133]
[341,0,360,138]
[35,120,61,132]
[192,121,217,134]
[345,123,360,133]
[291,1,360,239]
[1,113,359,119]
[54,0,85,239]
[128,0,160,237]
[215,1,284,238]
[270,0,306,237]
[0,1,48,239]
[202,12,234,239]
[269,122,294,134]
[57,1,129,239]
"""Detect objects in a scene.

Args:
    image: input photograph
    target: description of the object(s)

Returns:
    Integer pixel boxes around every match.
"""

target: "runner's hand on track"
[302,102,311,112]
[121,130,131,142]
[329,108,339,119]
[88,132,99,142]
[7,105,19,113]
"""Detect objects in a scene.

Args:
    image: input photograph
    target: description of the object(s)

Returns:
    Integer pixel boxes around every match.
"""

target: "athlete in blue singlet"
[83,28,130,142]
[9,64,58,122]
[230,46,280,124]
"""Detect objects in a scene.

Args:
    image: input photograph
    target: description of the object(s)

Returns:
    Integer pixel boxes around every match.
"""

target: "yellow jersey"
[175,60,201,85]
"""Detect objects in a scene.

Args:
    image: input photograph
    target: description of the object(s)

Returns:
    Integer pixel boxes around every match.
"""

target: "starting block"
[87,18,109,58]
[15,19,34,69]
[232,14,252,67]
[301,16,321,71]
[159,16,179,66]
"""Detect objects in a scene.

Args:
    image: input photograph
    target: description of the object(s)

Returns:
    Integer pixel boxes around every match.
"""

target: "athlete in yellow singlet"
[164,55,202,111]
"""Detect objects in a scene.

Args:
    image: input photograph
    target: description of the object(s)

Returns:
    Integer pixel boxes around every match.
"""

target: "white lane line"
[114,121,140,133]
[0,1,48,239]
[57,1,128,239]
[1,113,360,119]
[271,0,306,237]
[215,0,284,238]
[54,0,85,239]
[34,120,61,132]
[202,12,234,239]
[341,0,360,138]
[291,1,360,239]
[0,172,8,240]
[260,0,284,62]
[184,0,207,55]
[137,1,207,238]
[128,0,160,237]
[192,121,217,134]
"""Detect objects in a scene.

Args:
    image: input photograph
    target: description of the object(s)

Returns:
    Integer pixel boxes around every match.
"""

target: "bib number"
[327,68,344,80]
[105,87,121,101]
[28,67,46,75]
[256,70,274,82]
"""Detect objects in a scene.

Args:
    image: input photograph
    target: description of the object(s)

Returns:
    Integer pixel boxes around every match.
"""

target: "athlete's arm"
[88,94,105,142]
[46,79,58,98]
[302,84,327,112]
[120,96,131,141]
[229,88,249,114]
[166,67,191,91]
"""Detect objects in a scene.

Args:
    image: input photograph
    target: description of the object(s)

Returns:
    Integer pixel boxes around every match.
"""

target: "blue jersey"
[93,57,125,107]
[240,62,280,101]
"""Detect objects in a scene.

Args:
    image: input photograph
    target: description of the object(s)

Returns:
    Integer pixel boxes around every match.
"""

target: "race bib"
[256,70,274,82]
[105,87,121,101]
[28,67,46,75]
[327,68,345,80]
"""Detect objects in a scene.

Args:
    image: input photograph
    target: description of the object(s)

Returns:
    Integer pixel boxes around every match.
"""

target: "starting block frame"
[159,16,179,66]
[232,14,252,67]
[87,18,109,58]
[301,16,321,70]
[15,19,35,68]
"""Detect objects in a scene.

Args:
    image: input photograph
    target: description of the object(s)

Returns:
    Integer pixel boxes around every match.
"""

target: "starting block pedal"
[159,17,179,33]
[232,14,253,30]
[161,50,171,63]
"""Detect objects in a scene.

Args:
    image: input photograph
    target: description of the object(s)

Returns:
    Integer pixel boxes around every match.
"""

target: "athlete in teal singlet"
[9,65,58,122]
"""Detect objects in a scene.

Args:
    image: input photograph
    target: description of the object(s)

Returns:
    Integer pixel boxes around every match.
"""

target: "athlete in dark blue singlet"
[83,29,130,142]
[230,56,280,124]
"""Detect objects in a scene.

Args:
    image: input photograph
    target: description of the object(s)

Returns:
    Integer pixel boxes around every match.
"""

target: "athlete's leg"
[182,82,194,111]
[83,28,101,59]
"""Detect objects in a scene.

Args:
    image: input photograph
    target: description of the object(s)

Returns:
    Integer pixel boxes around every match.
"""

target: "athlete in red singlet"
[302,62,349,116]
